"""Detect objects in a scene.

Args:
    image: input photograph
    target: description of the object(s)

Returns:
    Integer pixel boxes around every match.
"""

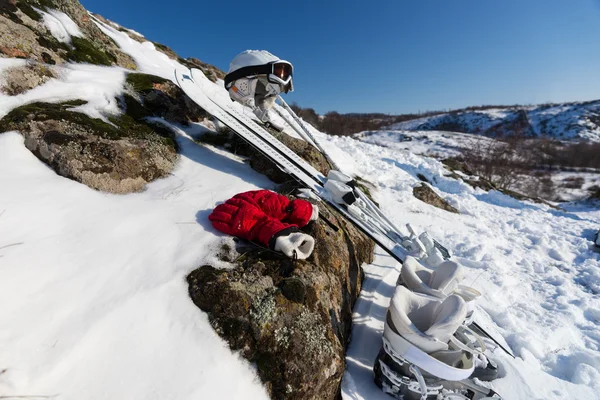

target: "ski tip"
[174,68,194,87]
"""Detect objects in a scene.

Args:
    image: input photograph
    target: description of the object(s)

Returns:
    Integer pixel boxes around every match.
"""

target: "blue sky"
[81,0,600,114]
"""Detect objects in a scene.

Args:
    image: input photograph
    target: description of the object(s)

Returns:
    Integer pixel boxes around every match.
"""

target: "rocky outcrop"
[485,109,534,138]
[188,198,373,400]
[0,61,56,95]
[197,124,332,182]
[125,72,210,124]
[191,124,373,399]
[177,57,225,83]
[0,0,136,68]
[0,66,228,193]
[413,183,460,213]
[0,100,178,193]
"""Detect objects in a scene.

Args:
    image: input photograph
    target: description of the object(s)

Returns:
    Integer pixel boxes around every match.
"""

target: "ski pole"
[471,321,515,358]
[276,96,341,171]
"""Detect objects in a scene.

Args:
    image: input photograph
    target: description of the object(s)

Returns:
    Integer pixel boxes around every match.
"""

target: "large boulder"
[0,100,178,193]
[0,67,227,193]
[188,197,373,399]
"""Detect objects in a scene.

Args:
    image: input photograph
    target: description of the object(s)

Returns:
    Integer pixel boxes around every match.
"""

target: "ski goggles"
[269,61,293,86]
[225,61,294,92]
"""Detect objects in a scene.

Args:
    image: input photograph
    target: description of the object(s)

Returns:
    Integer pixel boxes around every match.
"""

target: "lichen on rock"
[0,61,56,95]
[0,0,137,68]
[187,194,373,400]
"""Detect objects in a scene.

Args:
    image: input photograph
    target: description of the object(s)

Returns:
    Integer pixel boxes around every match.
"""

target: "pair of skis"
[175,67,413,266]
[174,67,514,360]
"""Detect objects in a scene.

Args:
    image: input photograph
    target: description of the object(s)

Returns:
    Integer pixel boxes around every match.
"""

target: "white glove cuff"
[309,204,319,222]
[275,232,315,260]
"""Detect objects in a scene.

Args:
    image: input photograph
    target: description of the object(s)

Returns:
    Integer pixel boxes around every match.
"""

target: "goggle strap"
[224,62,292,88]
[224,64,271,88]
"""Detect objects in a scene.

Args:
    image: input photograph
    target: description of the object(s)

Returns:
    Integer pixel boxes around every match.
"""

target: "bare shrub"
[461,137,527,190]
[532,140,600,170]
[562,176,585,189]
[289,103,446,136]
[589,185,600,200]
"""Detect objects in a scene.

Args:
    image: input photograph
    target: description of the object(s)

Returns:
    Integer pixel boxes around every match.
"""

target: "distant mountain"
[388,101,600,142]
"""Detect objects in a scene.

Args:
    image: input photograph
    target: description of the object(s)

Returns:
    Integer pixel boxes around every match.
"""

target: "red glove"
[208,190,318,259]
[230,190,317,227]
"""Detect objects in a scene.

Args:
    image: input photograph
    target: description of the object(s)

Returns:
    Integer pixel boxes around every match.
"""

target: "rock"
[187,198,373,400]
[0,66,219,193]
[125,73,210,124]
[1,61,56,95]
[0,46,28,58]
[0,0,137,69]
[413,183,460,213]
[197,123,332,183]
[0,100,178,194]
[177,57,226,83]
[416,173,429,183]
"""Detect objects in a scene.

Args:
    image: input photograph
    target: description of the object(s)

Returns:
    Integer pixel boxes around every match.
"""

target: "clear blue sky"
[81,0,600,114]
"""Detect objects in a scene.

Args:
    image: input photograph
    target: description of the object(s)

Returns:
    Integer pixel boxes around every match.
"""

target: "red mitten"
[231,190,316,228]
[285,199,317,227]
[209,197,291,246]
[209,191,317,259]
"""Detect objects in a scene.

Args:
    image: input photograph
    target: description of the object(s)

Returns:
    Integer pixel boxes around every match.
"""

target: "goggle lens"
[273,63,292,80]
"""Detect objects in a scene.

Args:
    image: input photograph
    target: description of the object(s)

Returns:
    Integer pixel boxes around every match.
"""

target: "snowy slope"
[354,129,496,159]
[0,130,271,399]
[0,11,269,400]
[1,7,600,400]
[390,102,600,142]
[315,133,600,400]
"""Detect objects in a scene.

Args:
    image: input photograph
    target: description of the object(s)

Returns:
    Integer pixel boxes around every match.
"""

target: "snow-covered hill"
[354,129,600,202]
[390,102,600,142]
[1,3,600,400]
[354,129,497,159]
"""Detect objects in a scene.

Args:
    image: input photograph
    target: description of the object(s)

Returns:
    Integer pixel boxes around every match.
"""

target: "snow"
[391,102,600,142]
[0,126,271,398]
[0,62,125,122]
[37,8,83,44]
[0,17,274,399]
[355,129,496,159]
[552,171,600,202]
[315,134,600,399]
[0,58,27,73]
[92,18,180,81]
[1,8,599,400]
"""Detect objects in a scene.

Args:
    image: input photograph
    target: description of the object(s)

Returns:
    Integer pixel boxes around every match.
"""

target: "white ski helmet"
[224,50,294,93]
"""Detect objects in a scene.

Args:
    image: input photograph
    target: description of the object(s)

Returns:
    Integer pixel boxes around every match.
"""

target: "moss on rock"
[0,99,178,193]
[67,36,116,66]
[125,72,209,125]
[16,0,43,21]
[126,73,168,93]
